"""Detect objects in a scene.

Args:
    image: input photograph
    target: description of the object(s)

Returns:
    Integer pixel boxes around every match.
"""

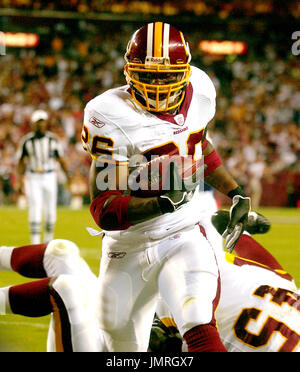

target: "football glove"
[157,161,196,213]
[211,209,270,236]
[222,195,251,252]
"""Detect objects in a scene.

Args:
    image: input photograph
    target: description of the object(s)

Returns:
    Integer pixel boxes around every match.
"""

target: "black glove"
[222,195,251,252]
[158,161,196,213]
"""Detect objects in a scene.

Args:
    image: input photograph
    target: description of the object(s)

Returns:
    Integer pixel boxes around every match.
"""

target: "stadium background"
[0,0,299,352]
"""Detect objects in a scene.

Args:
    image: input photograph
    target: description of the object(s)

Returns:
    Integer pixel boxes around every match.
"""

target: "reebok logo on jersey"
[89,116,105,128]
[108,252,126,259]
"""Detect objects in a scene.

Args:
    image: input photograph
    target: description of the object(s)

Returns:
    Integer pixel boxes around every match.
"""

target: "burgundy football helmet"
[124,22,191,112]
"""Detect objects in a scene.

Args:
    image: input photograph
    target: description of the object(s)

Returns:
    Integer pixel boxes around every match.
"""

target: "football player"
[152,210,300,352]
[83,22,252,352]
[0,240,104,352]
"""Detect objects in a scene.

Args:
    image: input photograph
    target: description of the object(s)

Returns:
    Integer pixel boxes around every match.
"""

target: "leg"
[0,278,52,317]
[0,244,47,276]
[0,275,103,352]
[25,175,43,244]
[43,173,58,244]
[44,222,55,245]
[157,226,226,352]
[98,237,159,352]
[0,239,95,280]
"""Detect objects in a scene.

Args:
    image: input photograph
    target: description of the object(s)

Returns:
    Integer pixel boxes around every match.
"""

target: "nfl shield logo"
[174,114,185,126]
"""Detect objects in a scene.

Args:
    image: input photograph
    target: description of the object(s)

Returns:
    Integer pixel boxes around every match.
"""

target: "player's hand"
[222,195,251,252]
[158,161,195,213]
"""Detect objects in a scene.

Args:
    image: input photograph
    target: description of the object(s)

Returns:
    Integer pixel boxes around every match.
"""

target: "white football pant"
[24,172,57,244]
[98,224,220,351]
[42,240,105,352]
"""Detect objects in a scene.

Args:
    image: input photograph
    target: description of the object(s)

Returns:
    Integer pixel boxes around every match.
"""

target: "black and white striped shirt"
[17,131,64,173]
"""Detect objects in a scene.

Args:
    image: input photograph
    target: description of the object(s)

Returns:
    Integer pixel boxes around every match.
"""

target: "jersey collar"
[153,83,193,126]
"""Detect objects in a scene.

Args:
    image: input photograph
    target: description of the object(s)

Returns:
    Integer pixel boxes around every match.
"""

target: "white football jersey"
[156,251,300,352]
[216,254,300,352]
[82,66,216,237]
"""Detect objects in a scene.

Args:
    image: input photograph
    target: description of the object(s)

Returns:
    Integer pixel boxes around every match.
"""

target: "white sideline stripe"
[0,320,48,329]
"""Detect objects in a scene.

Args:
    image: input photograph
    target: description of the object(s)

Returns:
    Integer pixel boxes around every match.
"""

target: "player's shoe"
[149,316,182,352]
[211,210,270,236]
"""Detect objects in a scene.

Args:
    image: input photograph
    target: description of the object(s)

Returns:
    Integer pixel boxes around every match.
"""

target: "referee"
[16,110,70,244]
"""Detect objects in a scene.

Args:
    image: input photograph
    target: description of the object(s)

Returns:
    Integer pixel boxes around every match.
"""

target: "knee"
[43,239,92,277]
[50,274,86,310]
[46,240,80,258]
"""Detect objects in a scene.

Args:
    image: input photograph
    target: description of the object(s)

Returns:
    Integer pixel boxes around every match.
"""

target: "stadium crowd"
[0,24,299,207]
[1,0,300,18]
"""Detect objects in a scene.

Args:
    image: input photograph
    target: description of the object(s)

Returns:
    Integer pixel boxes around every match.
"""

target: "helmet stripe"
[147,22,154,58]
[180,31,191,62]
[163,23,170,59]
[154,21,163,57]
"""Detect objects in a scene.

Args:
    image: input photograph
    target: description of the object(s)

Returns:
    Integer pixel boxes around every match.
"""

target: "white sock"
[31,234,41,244]
[30,222,41,244]
[43,232,54,244]
[0,286,11,315]
[44,222,54,244]
[0,246,14,270]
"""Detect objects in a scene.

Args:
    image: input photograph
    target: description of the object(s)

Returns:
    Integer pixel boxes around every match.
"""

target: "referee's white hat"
[31,110,49,123]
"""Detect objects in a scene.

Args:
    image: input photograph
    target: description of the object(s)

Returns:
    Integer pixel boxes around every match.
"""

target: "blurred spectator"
[1,0,300,18]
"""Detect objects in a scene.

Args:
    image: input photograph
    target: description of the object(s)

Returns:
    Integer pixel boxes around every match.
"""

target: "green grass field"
[0,206,299,352]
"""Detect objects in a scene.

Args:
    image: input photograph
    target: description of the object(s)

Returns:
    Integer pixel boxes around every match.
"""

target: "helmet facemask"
[124,61,191,112]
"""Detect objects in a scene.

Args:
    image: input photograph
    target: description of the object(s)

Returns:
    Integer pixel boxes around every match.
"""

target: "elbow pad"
[90,191,132,231]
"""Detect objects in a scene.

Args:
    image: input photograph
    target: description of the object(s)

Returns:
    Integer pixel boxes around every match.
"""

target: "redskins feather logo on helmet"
[124,22,192,113]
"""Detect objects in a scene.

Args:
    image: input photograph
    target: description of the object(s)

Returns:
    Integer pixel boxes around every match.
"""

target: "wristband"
[227,186,246,199]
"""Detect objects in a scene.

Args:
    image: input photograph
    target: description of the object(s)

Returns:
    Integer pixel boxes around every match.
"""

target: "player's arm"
[54,140,72,187]
[203,140,239,195]
[203,139,251,252]
[89,159,190,230]
[16,159,26,193]
[89,159,162,229]
[56,156,71,188]
[16,145,28,193]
